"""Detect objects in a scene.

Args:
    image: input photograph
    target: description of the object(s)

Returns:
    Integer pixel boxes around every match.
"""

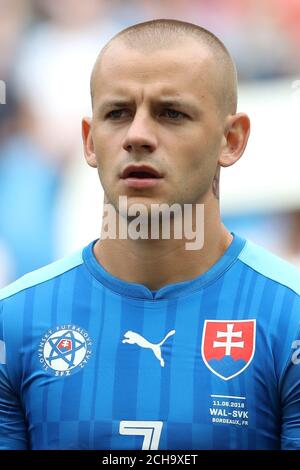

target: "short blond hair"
[90,19,238,116]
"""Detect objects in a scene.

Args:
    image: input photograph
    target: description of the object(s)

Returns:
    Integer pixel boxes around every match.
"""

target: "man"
[0,19,300,450]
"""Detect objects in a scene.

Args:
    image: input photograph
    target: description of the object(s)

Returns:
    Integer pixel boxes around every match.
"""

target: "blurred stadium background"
[0,0,300,287]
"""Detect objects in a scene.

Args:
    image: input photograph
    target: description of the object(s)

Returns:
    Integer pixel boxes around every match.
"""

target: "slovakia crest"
[201,320,256,381]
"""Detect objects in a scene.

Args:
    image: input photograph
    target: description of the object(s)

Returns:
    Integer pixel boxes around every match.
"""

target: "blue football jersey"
[0,233,300,450]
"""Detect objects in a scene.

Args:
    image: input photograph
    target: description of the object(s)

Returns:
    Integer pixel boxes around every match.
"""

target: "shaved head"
[90,19,238,117]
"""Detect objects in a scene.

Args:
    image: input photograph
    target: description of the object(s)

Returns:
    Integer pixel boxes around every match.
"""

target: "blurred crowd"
[1,0,300,286]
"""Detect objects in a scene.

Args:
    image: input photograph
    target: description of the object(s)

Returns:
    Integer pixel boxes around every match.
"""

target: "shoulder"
[236,238,300,381]
[0,248,84,304]
[237,238,300,297]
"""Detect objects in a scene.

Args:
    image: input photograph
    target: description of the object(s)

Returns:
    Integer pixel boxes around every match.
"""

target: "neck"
[93,196,232,291]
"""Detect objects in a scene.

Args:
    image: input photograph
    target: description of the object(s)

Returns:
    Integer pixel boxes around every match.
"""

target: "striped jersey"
[0,234,300,450]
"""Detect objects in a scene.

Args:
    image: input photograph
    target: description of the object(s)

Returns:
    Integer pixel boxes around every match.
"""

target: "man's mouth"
[120,164,163,188]
[126,171,159,179]
[121,164,163,179]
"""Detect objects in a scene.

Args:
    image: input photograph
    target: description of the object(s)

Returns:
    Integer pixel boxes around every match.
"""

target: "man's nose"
[122,111,158,154]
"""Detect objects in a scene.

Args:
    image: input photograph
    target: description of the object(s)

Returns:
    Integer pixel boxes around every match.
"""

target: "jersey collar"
[82,233,246,300]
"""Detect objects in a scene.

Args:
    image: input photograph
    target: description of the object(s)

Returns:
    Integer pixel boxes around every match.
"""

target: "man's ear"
[218,113,250,167]
[82,117,97,168]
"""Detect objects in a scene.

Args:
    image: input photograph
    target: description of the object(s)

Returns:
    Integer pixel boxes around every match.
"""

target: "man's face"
[88,40,227,213]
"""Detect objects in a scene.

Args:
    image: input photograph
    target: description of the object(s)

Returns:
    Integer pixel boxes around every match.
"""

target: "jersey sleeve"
[280,326,300,450]
[0,301,29,450]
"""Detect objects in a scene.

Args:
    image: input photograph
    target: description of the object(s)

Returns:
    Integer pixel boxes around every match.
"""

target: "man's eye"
[106,109,128,120]
[161,109,186,120]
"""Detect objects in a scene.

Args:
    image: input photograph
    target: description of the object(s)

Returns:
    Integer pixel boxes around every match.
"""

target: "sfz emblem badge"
[39,325,92,376]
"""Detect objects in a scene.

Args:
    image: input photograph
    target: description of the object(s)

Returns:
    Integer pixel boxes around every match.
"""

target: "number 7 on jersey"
[119,421,163,450]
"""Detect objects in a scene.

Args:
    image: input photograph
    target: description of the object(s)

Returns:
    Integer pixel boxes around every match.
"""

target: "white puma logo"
[122,330,176,367]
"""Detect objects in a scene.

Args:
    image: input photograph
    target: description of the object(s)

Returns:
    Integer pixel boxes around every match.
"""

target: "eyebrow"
[100,100,131,110]
[156,98,200,114]
[156,97,196,108]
